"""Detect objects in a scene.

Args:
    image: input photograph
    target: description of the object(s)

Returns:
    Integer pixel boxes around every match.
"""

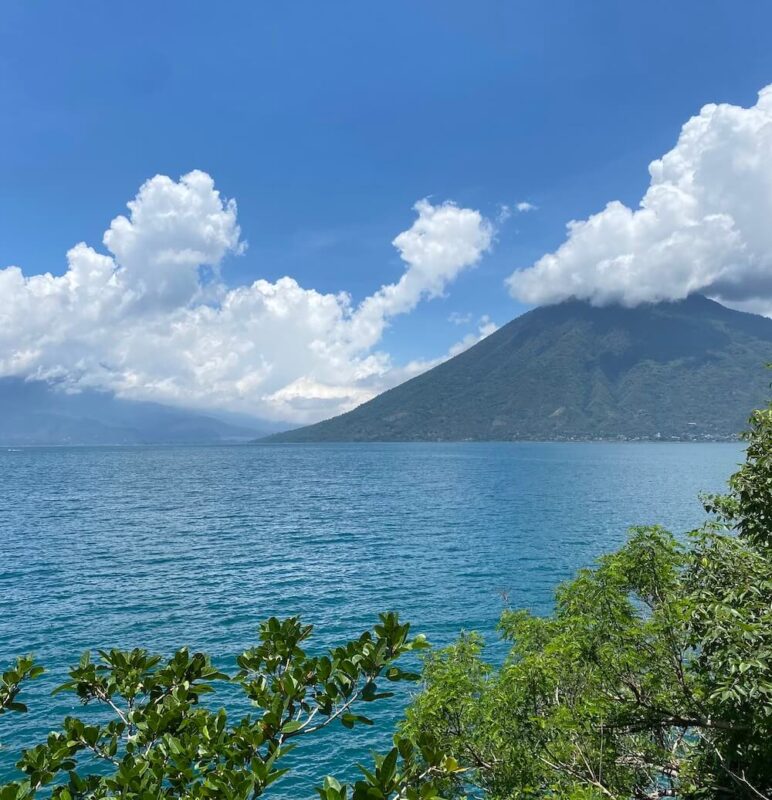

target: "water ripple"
[0,442,741,795]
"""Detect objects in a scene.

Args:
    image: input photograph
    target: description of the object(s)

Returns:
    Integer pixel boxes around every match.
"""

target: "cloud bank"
[508,85,772,314]
[0,172,493,422]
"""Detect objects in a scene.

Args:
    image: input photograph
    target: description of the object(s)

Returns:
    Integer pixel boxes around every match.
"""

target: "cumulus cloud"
[0,173,492,422]
[103,170,245,309]
[508,85,772,313]
[515,201,537,212]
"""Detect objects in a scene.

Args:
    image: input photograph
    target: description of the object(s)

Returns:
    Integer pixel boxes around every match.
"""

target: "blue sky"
[3,1,772,421]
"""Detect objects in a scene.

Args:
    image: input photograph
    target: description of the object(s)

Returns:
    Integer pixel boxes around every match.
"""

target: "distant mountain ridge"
[0,379,282,445]
[264,295,772,442]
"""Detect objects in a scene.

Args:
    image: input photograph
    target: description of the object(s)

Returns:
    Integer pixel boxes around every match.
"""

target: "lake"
[0,442,743,794]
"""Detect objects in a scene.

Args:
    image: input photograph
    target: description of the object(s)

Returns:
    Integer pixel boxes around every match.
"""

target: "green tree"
[402,404,772,799]
[1,657,43,717]
[0,614,453,799]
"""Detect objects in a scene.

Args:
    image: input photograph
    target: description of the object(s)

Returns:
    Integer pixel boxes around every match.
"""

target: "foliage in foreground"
[0,614,454,798]
[3,403,772,798]
[403,404,772,799]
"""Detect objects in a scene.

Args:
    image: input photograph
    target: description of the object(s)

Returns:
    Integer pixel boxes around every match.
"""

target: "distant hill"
[264,295,772,442]
[0,379,282,445]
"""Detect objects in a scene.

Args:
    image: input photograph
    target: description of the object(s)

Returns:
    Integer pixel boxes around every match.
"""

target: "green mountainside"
[264,295,772,442]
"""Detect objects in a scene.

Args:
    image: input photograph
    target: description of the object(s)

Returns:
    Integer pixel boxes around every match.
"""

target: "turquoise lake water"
[0,442,743,794]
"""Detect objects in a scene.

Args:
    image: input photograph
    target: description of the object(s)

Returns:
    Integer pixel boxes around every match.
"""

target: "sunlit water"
[0,442,742,795]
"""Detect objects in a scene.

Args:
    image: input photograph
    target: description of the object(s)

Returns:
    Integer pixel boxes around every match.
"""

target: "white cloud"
[497,201,536,224]
[507,85,772,313]
[349,199,493,345]
[448,311,473,325]
[399,315,498,379]
[0,174,492,422]
[446,315,498,357]
[103,170,245,309]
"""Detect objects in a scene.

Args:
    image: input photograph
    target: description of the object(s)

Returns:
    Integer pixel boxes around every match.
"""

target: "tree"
[0,614,453,799]
[1,657,43,717]
[402,403,772,799]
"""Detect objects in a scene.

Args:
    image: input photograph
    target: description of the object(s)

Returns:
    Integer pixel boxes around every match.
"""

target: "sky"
[3,1,772,423]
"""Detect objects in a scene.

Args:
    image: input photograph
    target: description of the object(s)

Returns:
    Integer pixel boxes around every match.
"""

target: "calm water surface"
[0,442,742,794]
